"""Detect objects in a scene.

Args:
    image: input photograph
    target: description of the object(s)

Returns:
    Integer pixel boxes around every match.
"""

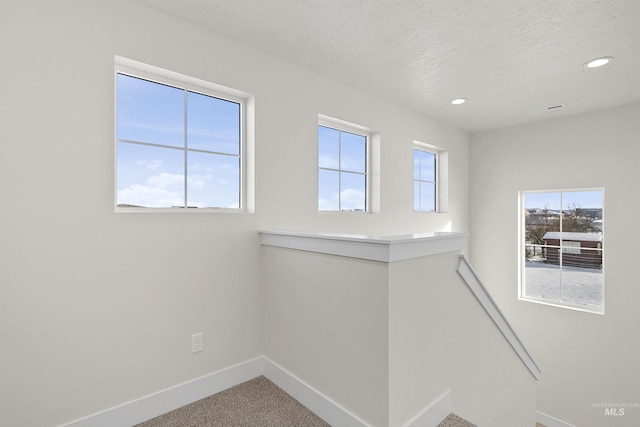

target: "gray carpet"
[134,375,541,427]
[436,414,546,426]
[135,376,330,427]
[437,413,476,426]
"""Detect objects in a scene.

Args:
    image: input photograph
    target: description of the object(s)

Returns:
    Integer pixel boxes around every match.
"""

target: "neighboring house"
[542,231,603,268]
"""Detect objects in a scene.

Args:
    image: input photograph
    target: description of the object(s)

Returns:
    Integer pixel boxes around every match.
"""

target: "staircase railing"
[457,255,542,380]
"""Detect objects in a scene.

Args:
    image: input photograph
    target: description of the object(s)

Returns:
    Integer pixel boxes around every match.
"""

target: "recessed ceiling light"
[451,98,467,105]
[584,56,614,68]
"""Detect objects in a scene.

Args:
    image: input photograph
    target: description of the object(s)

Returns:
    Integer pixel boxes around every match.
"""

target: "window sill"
[318,210,373,215]
[519,296,604,315]
[413,210,448,214]
[114,207,251,214]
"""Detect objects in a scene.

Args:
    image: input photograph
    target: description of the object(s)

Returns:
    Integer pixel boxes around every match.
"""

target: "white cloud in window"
[340,188,365,210]
[117,184,182,207]
[136,158,163,170]
[187,173,213,189]
[118,172,184,207]
[147,172,183,189]
[318,196,337,211]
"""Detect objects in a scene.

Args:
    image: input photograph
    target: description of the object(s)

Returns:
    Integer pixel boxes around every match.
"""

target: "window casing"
[413,147,438,212]
[519,188,604,314]
[318,117,369,212]
[115,58,250,211]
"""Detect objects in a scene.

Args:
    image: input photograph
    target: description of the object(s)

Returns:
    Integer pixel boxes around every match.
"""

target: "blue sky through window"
[413,149,436,211]
[187,91,240,155]
[116,73,241,208]
[524,190,603,211]
[117,74,184,147]
[318,125,367,211]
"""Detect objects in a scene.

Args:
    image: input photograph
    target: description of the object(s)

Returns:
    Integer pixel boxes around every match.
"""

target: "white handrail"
[457,256,542,380]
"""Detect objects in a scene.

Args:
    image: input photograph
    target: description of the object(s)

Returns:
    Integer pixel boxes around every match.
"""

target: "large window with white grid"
[519,188,604,314]
[115,58,250,211]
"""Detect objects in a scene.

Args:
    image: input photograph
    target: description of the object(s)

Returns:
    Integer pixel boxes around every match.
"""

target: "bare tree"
[525,206,559,246]
[562,203,600,233]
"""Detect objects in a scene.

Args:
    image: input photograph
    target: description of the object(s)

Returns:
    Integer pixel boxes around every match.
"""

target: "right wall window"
[413,147,437,212]
[520,189,604,314]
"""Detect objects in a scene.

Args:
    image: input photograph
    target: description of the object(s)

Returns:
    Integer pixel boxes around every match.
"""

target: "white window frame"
[413,143,439,212]
[518,188,605,314]
[114,56,254,212]
[317,115,371,212]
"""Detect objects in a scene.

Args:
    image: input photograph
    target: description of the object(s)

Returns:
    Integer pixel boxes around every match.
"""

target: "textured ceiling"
[134,0,640,132]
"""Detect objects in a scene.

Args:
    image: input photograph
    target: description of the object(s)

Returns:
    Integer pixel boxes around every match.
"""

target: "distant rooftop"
[543,232,603,242]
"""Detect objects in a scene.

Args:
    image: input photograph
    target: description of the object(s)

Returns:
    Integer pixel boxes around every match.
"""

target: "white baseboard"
[56,356,553,427]
[57,357,263,427]
[57,356,368,427]
[536,411,576,427]
[402,389,452,427]
[262,356,369,427]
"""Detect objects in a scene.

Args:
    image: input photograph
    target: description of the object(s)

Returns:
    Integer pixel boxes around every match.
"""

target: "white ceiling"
[135,0,640,132]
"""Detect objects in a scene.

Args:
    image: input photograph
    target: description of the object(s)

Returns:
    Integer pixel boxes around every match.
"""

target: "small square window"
[318,119,369,212]
[413,147,437,212]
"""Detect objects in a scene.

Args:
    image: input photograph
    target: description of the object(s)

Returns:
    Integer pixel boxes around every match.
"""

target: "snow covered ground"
[523,262,604,308]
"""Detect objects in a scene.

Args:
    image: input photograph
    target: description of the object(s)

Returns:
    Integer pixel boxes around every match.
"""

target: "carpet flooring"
[436,413,476,426]
[135,375,545,427]
[436,414,547,426]
[135,376,329,427]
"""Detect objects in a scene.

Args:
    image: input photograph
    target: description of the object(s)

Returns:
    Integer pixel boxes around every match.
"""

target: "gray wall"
[0,1,469,425]
[263,247,389,426]
[469,103,640,427]
[389,252,535,426]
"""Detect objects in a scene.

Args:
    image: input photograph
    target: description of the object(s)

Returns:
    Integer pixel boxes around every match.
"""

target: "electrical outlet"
[191,332,203,353]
